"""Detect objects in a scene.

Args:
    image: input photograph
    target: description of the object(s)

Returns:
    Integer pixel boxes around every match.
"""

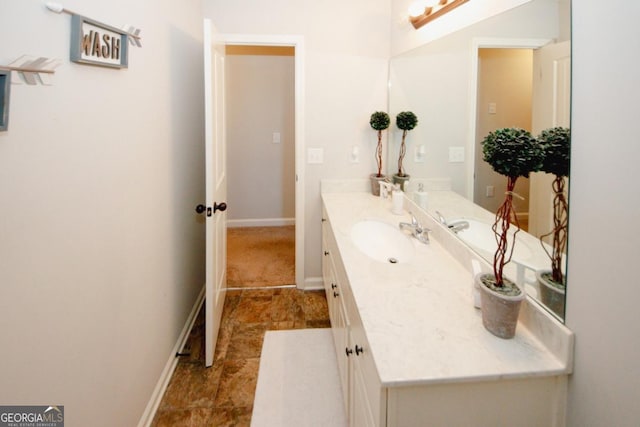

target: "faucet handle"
[435,210,447,225]
[408,211,418,225]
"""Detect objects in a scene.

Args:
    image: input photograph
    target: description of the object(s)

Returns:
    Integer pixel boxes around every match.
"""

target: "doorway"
[473,47,533,230]
[225,45,295,288]
[218,35,305,289]
[468,38,552,233]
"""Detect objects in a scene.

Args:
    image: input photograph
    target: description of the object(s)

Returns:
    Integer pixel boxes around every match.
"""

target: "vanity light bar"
[410,0,470,30]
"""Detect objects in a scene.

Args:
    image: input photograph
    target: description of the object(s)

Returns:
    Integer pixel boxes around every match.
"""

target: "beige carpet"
[227,226,295,287]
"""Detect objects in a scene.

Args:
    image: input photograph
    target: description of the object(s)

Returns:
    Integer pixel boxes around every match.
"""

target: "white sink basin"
[451,218,533,261]
[350,219,415,263]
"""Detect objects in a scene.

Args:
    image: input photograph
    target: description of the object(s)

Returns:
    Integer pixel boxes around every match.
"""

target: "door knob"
[196,203,227,217]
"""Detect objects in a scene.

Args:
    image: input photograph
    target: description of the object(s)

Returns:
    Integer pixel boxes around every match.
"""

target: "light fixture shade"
[409,0,470,30]
[408,1,428,17]
[408,0,442,17]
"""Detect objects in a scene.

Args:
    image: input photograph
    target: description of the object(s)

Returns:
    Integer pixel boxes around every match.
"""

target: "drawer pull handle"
[333,291,339,298]
[331,283,337,289]
[355,345,363,355]
[345,347,353,357]
[324,251,330,256]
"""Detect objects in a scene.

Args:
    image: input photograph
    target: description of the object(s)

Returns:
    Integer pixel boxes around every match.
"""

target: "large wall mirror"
[388,0,571,321]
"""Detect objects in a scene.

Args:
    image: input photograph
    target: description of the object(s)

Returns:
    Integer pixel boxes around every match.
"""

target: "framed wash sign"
[70,15,129,68]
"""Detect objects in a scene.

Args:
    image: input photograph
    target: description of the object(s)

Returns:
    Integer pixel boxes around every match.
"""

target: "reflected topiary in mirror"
[538,127,570,286]
[482,127,543,288]
[395,111,418,177]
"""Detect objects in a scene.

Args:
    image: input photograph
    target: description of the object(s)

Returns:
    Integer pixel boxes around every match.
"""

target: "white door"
[203,19,227,368]
[529,41,571,239]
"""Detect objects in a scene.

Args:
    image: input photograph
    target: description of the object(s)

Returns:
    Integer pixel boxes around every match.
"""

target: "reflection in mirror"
[388,0,571,321]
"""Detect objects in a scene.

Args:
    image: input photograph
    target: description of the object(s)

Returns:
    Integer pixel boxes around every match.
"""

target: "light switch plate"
[307,148,324,164]
[350,146,360,163]
[448,146,465,163]
[272,132,281,144]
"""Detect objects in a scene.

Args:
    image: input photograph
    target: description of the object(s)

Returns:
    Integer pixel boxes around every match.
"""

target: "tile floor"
[152,287,331,426]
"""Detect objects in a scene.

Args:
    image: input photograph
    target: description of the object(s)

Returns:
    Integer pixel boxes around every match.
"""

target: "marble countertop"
[322,190,572,388]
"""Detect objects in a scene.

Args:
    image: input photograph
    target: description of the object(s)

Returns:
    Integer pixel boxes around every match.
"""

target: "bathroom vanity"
[321,187,573,427]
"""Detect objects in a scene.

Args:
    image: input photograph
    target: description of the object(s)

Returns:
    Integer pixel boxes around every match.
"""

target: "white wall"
[226,51,295,224]
[205,0,390,281]
[0,1,205,425]
[566,1,640,425]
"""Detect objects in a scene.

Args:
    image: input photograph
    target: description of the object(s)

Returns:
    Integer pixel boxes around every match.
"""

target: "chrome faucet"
[399,212,430,244]
[448,219,470,233]
[435,210,469,234]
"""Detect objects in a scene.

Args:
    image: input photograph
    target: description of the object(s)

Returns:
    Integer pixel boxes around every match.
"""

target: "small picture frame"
[0,69,10,131]
[70,15,129,69]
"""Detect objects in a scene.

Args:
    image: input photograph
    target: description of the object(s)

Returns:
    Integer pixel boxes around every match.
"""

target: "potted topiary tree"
[369,111,390,196]
[536,127,571,318]
[477,127,543,339]
[393,111,418,191]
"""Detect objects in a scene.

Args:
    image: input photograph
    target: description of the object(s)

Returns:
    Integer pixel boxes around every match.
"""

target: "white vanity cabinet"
[345,292,384,427]
[321,215,348,405]
[322,211,385,426]
[321,247,348,409]
[321,192,574,427]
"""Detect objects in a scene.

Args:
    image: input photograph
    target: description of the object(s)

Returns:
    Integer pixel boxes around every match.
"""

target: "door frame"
[218,33,305,288]
[466,37,552,200]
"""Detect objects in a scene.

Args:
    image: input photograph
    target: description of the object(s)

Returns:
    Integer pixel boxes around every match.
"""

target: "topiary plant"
[370,111,390,177]
[537,127,571,286]
[395,111,418,177]
[482,127,544,288]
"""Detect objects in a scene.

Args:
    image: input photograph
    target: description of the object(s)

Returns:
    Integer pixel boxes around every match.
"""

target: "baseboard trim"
[303,276,324,291]
[137,284,206,427]
[227,218,295,228]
